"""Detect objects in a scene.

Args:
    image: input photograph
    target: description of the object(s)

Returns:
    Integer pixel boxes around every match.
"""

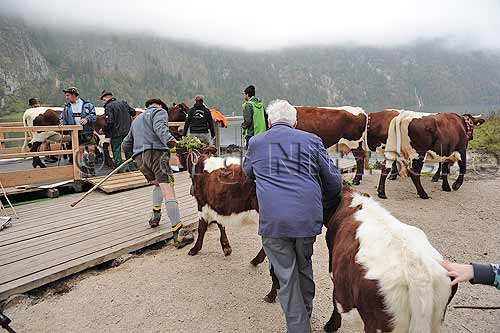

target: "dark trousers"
[262,236,316,333]
[111,134,135,170]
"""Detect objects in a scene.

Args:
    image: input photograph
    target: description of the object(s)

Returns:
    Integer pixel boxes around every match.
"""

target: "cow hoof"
[188,248,200,256]
[419,193,430,199]
[377,192,387,199]
[352,179,361,186]
[452,182,462,191]
[223,247,232,256]
[264,293,277,303]
[388,175,397,181]
[431,177,440,182]
[324,312,342,332]
[442,185,451,192]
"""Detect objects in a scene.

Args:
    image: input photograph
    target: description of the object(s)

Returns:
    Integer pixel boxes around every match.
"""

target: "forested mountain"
[2,15,500,118]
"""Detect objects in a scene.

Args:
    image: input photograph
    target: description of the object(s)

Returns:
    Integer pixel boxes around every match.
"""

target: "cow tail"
[406,256,438,333]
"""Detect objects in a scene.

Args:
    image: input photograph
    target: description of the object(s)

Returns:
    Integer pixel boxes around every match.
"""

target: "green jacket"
[242,96,267,137]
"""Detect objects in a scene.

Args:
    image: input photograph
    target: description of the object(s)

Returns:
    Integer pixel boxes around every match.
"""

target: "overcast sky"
[2,0,500,50]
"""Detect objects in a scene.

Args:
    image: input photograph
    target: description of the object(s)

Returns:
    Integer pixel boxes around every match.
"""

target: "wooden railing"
[0,125,82,188]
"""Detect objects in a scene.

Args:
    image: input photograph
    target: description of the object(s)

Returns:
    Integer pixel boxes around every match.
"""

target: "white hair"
[266,99,297,126]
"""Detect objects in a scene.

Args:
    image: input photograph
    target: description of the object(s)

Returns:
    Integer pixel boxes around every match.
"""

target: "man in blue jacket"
[60,86,97,176]
[243,100,342,333]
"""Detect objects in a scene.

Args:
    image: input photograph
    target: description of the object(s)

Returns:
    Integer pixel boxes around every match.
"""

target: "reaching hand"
[441,261,474,285]
[167,140,178,148]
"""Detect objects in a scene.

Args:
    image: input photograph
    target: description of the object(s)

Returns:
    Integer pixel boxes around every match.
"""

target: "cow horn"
[473,114,482,118]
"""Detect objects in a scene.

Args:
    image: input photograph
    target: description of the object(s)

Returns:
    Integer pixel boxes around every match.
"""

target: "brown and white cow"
[323,186,457,332]
[22,107,64,168]
[295,106,368,185]
[377,111,485,199]
[184,149,283,302]
[186,152,258,257]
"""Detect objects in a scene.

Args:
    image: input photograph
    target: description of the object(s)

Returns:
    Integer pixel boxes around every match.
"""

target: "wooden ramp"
[0,172,197,301]
[84,171,150,194]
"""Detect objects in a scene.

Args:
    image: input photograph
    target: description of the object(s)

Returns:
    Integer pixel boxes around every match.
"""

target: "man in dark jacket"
[183,95,215,145]
[100,90,136,166]
[243,99,342,333]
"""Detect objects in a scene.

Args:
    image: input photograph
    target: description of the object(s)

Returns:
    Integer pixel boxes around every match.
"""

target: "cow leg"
[351,148,365,185]
[250,247,267,266]
[431,162,442,182]
[452,150,467,191]
[441,162,452,192]
[216,222,232,256]
[264,264,280,303]
[188,217,208,256]
[324,288,342,332]
[388,161,398,180]
[376,164,391,199]
[30,142,46,168]
[102,142,115,168]
[408,156,429,199]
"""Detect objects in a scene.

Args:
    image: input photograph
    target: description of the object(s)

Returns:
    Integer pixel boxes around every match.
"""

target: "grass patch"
[469,112,500,151]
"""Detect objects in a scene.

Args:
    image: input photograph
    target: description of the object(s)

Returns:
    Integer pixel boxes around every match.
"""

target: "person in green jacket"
[241,85,268,148]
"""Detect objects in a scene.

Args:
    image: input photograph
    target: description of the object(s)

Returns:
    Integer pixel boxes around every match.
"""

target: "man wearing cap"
[28,98,41,108]
[241,85,268,148]
[60,87,97,175]
[122,98,194,248]
[100,90,136,167]
[183,95,215,145]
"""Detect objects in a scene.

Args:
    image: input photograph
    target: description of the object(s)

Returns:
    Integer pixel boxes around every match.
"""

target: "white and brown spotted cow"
[294,106,368,185]
[377,111,485,199]
[22,107,64,168]
[323,186,457,332]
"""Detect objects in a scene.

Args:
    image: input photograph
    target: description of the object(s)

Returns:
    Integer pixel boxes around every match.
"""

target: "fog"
[2,0,500,50]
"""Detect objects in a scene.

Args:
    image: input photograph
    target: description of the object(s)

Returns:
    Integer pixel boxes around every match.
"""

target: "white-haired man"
[243,100,342,333]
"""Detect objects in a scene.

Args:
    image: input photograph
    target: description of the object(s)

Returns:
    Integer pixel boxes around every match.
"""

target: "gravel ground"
[3,171,499,332]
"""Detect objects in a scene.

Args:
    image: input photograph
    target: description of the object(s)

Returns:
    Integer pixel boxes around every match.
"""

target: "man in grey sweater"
[122,98,194,248]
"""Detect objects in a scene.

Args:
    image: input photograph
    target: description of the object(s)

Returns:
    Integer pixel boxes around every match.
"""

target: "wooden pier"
[0,171,197,301]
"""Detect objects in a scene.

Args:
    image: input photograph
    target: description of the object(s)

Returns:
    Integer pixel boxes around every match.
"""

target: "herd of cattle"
[21,105,485,332]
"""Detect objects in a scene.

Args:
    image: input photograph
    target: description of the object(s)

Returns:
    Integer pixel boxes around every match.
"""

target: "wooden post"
[215,123,221,156]
[364,150,370,169]
[0,131,4,153]
[71,128,80,181]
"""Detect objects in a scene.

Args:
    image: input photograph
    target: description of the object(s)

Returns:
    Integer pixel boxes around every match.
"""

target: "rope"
[0,179,18,227]
[187,149,200,176]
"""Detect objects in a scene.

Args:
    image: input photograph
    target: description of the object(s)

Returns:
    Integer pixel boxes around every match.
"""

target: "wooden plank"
[0,149,72,159]
[99,179,150,193]
[0,122,23,127]
[0,221,174,282]
[0,137,26,143]
[8,180,193,223]
[0,125,81,133]
[71,128,80,181]
[0,147,25,154]
[85,171,146,183]
[0,210,198,262]
[0,172,198,300]
[0,165,74,188]
[0,183,195,239]
[0,225,174,300]
[0,209,198,267]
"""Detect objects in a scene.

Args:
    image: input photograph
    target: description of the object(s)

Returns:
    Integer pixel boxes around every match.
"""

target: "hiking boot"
[171,223,194,248]
[149,210,162,228]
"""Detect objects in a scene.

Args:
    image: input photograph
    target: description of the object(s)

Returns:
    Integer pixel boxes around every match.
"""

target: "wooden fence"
[0,125,82,188]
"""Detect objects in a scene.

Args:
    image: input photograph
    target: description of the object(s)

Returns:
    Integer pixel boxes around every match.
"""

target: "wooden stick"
[70,157,133,207]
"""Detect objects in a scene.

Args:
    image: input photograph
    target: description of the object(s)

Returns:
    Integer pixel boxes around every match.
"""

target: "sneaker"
[171,223,194,248]
[149,210,161,228]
